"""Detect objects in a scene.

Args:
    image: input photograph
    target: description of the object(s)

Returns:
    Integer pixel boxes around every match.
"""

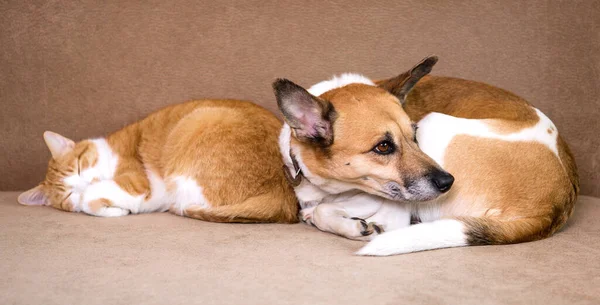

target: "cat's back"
[159,99,283,160]
[146,99,298,222]
[140,99,279,135]
[139,99,285,176]
[105,99,297,222]
[136,99,280,149]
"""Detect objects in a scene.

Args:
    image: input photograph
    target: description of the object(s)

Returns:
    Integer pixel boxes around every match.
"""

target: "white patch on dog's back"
[169,176,211,215]
[416,108,559,167]
[308,73,375,96]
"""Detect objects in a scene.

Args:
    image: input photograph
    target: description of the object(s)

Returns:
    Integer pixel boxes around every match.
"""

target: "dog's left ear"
[377,55,438,103]
[273,79,336,147]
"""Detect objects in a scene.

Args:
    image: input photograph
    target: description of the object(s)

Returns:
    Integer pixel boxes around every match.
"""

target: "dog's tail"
[355,216,561,256]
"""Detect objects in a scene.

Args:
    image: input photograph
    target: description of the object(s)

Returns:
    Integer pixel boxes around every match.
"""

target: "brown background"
[1,0,598,196]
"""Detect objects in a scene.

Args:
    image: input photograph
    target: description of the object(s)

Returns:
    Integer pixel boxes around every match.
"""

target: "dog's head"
[274,56,453,202]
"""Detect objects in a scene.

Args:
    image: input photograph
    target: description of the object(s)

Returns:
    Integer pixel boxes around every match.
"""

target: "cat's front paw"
[96,206,130,217]
[79,180,140,217]
[83,198,130,217]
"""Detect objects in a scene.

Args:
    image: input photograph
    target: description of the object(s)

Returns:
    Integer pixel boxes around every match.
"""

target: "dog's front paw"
[351,217,384,240]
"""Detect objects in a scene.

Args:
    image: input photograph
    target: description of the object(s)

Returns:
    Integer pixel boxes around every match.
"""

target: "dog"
[274,56,578,255]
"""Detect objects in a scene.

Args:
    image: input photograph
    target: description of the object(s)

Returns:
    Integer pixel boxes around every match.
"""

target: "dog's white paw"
[355,231,399,256]
[357,219,469,255]
[300,207,316,226]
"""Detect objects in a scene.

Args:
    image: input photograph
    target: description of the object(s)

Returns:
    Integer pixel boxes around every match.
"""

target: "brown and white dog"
[274,56,578,255]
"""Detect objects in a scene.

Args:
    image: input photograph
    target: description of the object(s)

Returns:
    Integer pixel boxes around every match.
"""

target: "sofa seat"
[1,192,598,305]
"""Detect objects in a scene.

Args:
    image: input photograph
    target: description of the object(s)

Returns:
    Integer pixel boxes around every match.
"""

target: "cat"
[18,99,298,223]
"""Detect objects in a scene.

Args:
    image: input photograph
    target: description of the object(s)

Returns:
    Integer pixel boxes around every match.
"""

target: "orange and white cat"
[18,100,298,223]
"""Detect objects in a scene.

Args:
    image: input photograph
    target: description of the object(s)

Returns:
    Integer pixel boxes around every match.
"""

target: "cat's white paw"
[81,198,130,217]
[80,180,144,215]
[96,207,130,217]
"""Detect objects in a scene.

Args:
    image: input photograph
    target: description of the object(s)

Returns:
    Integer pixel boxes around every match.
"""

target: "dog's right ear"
[273,79,336,147]
[376,55,438,103]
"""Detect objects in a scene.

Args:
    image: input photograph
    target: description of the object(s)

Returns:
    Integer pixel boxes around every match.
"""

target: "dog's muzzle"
[384,169,454,202]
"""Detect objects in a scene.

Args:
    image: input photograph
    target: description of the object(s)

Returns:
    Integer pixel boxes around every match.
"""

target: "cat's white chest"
[142,169,172,213]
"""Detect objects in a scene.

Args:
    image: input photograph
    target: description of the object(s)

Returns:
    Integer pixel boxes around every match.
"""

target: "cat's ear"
[43,131,75,159]
[18,185,48,206]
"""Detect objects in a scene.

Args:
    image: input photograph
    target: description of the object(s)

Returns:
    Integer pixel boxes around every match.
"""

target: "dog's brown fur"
[377,62,579,246]
[294,84,442,197]
[285,57,578,251]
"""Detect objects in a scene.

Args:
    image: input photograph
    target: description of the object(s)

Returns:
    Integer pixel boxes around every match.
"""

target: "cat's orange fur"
[18,100,298,223]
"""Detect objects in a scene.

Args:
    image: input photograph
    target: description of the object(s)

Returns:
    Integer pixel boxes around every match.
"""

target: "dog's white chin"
[402,191,443,202]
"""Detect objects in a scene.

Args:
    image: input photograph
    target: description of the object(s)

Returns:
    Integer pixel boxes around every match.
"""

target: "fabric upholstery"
[0,0,598,196]
[2,3,599,304]
[1,192,599,305]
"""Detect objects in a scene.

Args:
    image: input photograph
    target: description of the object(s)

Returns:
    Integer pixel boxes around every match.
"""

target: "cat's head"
[18,131,100,212]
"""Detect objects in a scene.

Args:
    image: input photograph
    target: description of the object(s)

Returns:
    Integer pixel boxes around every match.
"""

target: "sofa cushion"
[1,192,598,305]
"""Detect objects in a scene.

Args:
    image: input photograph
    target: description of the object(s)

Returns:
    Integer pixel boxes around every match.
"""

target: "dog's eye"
[373,141,395,155]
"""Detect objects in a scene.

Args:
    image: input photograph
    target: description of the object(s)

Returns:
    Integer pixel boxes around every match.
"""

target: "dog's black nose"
[430,171,454,193]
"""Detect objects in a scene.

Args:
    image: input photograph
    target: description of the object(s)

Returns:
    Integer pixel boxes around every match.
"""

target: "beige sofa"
[1,1,598,304]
